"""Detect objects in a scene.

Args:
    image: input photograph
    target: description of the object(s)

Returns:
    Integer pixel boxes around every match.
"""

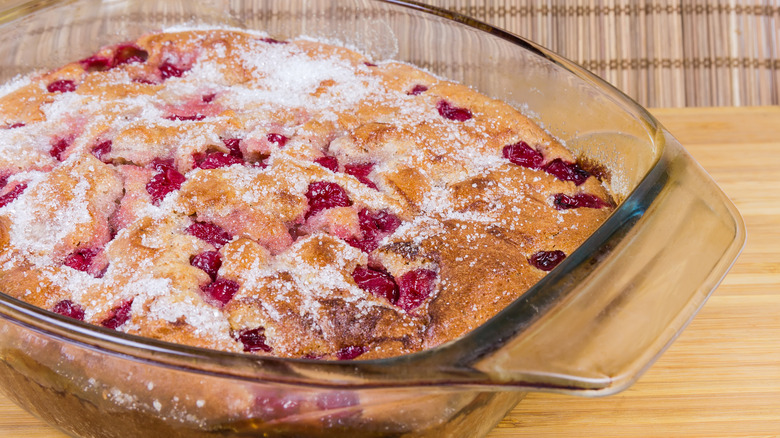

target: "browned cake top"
[0,28,612,360]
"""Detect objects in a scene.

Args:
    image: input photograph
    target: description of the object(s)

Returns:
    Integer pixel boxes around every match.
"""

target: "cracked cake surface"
[0,28,613,360]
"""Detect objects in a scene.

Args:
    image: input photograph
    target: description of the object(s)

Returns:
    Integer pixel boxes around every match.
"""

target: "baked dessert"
[0,28,613,360]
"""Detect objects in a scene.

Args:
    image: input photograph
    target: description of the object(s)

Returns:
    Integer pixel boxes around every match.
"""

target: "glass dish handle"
[473,131,745,396]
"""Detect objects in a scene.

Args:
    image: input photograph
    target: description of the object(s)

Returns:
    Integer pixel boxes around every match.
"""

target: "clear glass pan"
[0,0,745,437]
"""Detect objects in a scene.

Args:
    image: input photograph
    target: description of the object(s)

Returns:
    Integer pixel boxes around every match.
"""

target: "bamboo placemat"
[418,0,780,107]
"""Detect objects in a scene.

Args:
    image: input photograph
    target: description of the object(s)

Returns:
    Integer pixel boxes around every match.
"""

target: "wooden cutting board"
[1,106,778,437]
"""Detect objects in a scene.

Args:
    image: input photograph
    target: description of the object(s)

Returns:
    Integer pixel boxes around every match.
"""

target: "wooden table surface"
[1,106,778,437]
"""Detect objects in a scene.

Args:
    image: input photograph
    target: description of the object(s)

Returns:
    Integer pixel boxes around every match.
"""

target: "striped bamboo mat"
[418,0,780,107]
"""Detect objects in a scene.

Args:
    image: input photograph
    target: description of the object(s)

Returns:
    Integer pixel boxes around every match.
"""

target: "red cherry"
[201,278,240,306]
[47,80,77,93]
[165,114,206,121]
[52,300,85,321]
[222,138,243,158]
[528,250,566,271]
[396,269,437,312]
[408,84,428,95]
[436,100,472,121]
[92,140,112,161]
[315,156,339,172]
[146,159,186,204]
[352,265,398,303]
[553,193,608,210]
[266,133,289,148]
[344,163,377,189]
[113,44,148,66]
[305,181,352,218]
[335,345,368,360]
[237,327,272,352]
[159,61,187,79]
[186,221,232,248]
[101,299,133,329]
[502,141,544,169]
[0,183,27,208]
[79,56,112,72]
[49,138,70,161]
[544,159,590,186]
[259,37,287,44]
[191,250,222,280]
[63,248,99,272]
[193,151,243,169]
[346,209,401,253]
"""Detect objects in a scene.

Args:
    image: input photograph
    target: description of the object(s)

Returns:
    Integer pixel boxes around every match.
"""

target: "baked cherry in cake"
[0,29,613,360]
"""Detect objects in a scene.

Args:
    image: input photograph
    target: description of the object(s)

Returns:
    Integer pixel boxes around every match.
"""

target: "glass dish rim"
[0,0,670,390]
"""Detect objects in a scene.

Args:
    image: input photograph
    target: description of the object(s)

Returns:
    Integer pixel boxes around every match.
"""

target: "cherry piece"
[364,209,402,235]
[79,55,112,72]
[502,141,544,169]
[259,37,287,44]
[63,248,99,272]
[165,114,206,121]
[0,176,7,190]
[222,138,243,158]
[49,138,70,161]
[396,269,437,312]
[352,265,398,303]
[266,133,288,148]
[113,44,148,66]
[543,158,590,186]
[52,300,85,321]
[344,163,377,189]
[6,123,25,129]
[132,77,158,85]
[101,299,133,329]
[315,156,339,172]
[159,60,187,79]
[237,327,272,352]
[363,61,377,67]
[47,80,77,93]
[346,209,402,253]
[0,183,27,208]
[436,100,472,121]
[201,278,240,306]
[191,250,222,280]
[408,84,428,95]
[92,140,112,161]
[193,151,243,169]
[553,193,608,210]
[202,93,217,103]
[305,181,352,218]
[336,345,368,360]
[186,221,232,248]
[528,250,566,271]
[146,159,186,204]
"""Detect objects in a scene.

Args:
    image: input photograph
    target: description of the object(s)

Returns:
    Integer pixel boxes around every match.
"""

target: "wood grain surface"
[0,106,778,437]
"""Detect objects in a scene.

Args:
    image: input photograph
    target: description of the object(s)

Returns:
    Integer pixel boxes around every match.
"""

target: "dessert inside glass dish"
[0,27,616,361]
[0,1,745,437]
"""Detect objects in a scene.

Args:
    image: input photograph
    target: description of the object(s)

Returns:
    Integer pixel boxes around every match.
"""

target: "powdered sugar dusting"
[226,42,382,121]
[7,173,92,265]
[0,28,614,360]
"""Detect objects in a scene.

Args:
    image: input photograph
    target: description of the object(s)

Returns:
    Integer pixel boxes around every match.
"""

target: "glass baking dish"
[0,0,745,437]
